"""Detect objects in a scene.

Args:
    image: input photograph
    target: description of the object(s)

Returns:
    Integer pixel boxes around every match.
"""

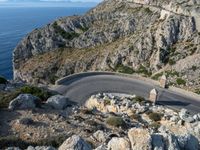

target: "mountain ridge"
[13,0,200,93]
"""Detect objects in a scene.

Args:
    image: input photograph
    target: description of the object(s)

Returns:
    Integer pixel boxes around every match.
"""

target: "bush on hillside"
[0,76,8,84]
[19,86,53,101]
[148,112,162,122]
[0,85,53,108]
[106,116,126,128]
[176,78,186,85]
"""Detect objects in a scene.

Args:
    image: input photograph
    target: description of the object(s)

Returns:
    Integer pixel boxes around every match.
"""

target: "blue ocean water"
[0,7,91,79]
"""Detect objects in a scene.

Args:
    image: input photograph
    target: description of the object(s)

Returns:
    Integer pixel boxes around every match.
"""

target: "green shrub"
[168,59,176,65]
[0,134,69,149]
[191,66,197,71]
[176,78,186,85]
[131,96,145,103]
[0,136,30,149]
[53,22,79,40]
[104,98,111,105]
[106,116,126,128]
[35,134,69,147]
[49,75,59,84]
[79,26,89,32]
[0,76,8,84]
[195,89,200,95]
[144,7,152,14]
[19,86,53,101]
[80,108,93,115]
[151,72,163,80]
[149,122,161,130]
[0,91,21,108]
[136,65,152,76]
[148,112,162,122]
[115,64,135,74]
[166,70,179,77]
[130,113,140,120]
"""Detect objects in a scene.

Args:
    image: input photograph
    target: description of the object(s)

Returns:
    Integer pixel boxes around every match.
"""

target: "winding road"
[53,72,200,114]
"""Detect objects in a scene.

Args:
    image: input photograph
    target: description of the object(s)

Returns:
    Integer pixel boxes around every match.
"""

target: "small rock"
[58,135,92,150]
[93,130,107,142]
[27,146,56,150]
[184,117,195,123]
[94,145,107,150]
[170,116,179,123]
[9,94,41,110]
[193,114,200,121]
[5,147,21,150]
[107,137,131,150]
[179,109,194,123]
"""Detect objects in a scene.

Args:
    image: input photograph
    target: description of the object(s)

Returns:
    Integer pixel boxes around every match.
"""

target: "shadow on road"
[157,100,190,106]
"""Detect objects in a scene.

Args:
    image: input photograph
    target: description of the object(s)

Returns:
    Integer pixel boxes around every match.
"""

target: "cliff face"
[13,0,200,91]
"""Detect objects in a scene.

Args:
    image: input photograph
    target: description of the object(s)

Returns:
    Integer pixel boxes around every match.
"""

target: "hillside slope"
[13,0,200,92]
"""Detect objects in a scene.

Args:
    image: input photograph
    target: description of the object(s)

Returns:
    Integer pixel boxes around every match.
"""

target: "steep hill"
[13,0,200,93]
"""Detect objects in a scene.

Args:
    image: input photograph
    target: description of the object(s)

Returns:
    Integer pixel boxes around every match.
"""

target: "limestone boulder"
[177,134,199,150]
[27,146,56,150]
[8,94,41,110]
[128,128,152,150]
[58,135,92,150]
[152,134,165,150]
[46,95,69,110]
[107,137,131,150]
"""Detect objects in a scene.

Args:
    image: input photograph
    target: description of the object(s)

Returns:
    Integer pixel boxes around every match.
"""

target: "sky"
[0,0,102,2]
[0,0,103,7]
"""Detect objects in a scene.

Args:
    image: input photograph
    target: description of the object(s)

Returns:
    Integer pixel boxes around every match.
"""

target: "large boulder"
[128,128,152,150]
[46,95,69,110]
[107,137,131,150]
[8,94,41,110]
[177,134,199,150]
[162,133,180,150]
[152,134,165,150]
[58,135,92,150]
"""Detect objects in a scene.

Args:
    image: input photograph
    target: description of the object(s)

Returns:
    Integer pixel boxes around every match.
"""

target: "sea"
[0,4,93,79]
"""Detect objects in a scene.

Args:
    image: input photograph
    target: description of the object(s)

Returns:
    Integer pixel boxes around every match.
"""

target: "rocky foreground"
[0,81,200,150]
[13,0,200,94]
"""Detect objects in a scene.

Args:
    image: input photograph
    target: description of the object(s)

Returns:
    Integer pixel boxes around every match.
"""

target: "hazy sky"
[0,0,103,7]
[0,0,102,2]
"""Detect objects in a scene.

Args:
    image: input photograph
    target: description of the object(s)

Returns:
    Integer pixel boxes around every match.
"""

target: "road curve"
[53,72,200,114]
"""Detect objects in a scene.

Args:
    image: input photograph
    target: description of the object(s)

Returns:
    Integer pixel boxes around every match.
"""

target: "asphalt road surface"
[54,73,200,114]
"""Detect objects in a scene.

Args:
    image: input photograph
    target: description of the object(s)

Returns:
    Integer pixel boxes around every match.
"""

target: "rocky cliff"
[13,0,200,92]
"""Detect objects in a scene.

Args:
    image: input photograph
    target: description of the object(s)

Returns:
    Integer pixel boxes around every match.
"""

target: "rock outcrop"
[13,0,200,92]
